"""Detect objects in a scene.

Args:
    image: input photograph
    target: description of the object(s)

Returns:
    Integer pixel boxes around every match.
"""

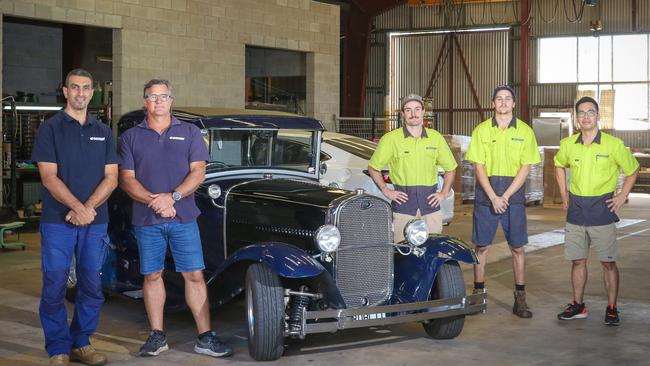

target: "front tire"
[422,261,465,339]
[245,263,285,361]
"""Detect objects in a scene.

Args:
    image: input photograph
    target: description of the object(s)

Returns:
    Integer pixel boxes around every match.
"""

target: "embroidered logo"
[511,137,524,142]
[169,136,185,141]
[425,146,437,150]
[596,154,609,159]
[89,137,105,141]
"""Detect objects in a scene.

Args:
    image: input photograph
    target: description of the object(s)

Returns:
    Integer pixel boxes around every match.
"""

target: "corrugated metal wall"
[366,0,650,147]
[389,30,508,134]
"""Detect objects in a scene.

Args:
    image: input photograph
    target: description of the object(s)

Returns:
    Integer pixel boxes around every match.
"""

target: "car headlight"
[403,219,428,246]
[207,184,222,199]
[315,224,340,253]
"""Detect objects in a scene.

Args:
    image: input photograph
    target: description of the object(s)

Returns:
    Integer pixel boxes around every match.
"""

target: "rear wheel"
[422,261,465,339]
[246,263,285,361]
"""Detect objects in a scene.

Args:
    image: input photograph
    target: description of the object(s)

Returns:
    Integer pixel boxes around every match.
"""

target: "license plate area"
[352,312,386,321]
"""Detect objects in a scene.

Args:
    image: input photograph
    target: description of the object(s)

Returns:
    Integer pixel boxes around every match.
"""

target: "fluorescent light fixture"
[3,105,63,111]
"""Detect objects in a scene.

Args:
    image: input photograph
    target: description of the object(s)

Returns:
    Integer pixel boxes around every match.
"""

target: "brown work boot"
[49,354,69,366]
[70,345,107,366]
[513,290,533,318]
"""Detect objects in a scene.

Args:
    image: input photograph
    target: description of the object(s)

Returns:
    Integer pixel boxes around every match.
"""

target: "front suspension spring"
[289,287,310,333]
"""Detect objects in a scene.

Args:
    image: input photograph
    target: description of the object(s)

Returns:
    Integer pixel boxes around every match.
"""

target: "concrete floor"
[1,195,649,366]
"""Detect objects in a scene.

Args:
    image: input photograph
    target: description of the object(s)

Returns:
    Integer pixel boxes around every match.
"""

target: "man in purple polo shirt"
[32,68,117,366]
[118,79,232,358]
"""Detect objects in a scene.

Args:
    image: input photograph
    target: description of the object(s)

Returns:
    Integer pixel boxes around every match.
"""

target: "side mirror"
[320,162,328,175]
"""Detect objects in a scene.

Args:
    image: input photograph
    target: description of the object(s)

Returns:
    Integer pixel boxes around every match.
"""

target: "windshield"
[325,137,377,160]
[204,128,318,173]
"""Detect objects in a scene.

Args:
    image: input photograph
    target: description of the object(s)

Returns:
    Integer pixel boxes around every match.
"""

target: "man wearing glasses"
[554,96,639,325]
[466,85,540,318]
[118,79,232,357]
[32,68,117,366]
[368,93,457,242]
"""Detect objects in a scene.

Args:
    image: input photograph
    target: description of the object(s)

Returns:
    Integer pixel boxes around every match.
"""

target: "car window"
[325,137,377,161]
[206,129,317,173]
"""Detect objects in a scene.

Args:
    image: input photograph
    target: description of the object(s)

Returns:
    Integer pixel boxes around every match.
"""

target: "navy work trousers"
[39,223,108,356]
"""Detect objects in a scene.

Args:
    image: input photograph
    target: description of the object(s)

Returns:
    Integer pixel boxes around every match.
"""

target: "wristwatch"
[171,191,182,201]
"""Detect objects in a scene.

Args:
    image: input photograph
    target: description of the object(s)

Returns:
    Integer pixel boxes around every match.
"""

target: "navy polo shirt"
[31,111,119,224]
[118,117,210,226]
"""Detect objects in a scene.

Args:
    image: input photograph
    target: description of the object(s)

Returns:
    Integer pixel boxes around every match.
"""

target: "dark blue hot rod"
[68,109,486,361]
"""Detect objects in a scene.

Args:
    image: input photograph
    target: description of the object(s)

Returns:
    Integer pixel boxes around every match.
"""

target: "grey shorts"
[564,222,617,262]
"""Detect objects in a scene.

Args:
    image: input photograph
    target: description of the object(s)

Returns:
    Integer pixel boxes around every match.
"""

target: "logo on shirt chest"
[511,137,524,142]
[89,137,105,141]
[169,136,185,141]
[425,146,437,151]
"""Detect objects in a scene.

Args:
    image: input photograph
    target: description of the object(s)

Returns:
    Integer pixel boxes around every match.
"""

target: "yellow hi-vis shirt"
[466,117,541,177]
[553,130,639,226]
[554,131,639,197]
[368,126,457,215]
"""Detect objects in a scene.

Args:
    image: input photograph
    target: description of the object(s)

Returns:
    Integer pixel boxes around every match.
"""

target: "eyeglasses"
[144,94,172,102]
[576,109,597,118]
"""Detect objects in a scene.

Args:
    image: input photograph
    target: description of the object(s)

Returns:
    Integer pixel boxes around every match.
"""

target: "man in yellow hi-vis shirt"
[466,85,540,318]
[368,93,457,242]
[555,96,639,326]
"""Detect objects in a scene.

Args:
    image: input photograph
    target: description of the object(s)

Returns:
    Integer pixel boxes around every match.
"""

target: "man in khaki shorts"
[554,96,639,326]
[368,93,457,241]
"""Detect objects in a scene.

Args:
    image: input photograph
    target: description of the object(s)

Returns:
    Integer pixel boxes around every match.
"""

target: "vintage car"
[68,110,486,361]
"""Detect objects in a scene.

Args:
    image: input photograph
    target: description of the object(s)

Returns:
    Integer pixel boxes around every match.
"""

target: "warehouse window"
[538,34,650,130]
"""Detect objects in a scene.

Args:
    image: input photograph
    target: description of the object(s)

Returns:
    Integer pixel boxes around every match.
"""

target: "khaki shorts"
[393,210,442,243]
[564,222,617,262]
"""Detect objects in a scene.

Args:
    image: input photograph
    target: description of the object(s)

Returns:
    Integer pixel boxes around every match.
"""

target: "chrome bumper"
[295,292,487,337]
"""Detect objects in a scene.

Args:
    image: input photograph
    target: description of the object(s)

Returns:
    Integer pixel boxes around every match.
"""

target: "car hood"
[228,178,351,208]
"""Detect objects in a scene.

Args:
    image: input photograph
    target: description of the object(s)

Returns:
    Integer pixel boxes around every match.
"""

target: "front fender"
[206,242,327,308]
[213,242,325,280]
[392,235,477,304]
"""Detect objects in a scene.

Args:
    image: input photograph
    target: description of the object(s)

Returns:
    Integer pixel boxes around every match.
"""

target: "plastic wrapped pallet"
[525,147,544,203]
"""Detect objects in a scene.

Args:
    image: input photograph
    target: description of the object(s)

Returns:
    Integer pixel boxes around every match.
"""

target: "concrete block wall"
[1,0,340,129]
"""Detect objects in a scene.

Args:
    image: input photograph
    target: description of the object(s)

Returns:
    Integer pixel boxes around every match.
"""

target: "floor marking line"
[617,227,650,240]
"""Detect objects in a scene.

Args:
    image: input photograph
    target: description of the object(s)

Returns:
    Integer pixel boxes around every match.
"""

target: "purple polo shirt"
[118,116,209,226]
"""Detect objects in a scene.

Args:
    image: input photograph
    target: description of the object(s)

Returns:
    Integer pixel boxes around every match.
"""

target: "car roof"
[119,107,324,131]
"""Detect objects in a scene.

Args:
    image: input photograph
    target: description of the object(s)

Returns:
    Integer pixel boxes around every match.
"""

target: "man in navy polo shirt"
[118,79,232,358]
[32,69,118,366]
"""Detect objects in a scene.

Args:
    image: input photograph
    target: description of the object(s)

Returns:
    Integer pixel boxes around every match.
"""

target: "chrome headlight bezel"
[403,219,428,246]
[207,184,222,199]
[314,224,341,253]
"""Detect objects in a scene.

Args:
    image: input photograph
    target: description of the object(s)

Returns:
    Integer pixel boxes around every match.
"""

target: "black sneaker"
[194,330,233,358]
[605,306,620,326]
[139,330,169,356]
[558,301,588,320]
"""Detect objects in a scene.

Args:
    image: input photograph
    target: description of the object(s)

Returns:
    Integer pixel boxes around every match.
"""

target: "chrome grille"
[334,194,393,308]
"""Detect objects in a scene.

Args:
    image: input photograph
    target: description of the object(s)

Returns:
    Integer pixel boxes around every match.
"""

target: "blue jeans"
[133,221,205,274]
[39,223,109,356]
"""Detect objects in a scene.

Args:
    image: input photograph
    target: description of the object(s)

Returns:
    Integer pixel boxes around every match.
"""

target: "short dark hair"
[65,68,93,86]
[575,96,599,113]
[492,85,515,101]
[143,79,173,98]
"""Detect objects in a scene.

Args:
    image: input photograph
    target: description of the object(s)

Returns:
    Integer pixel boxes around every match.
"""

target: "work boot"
[513,290,533,318]
[49,354,69,366]
[70,345,107,366]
